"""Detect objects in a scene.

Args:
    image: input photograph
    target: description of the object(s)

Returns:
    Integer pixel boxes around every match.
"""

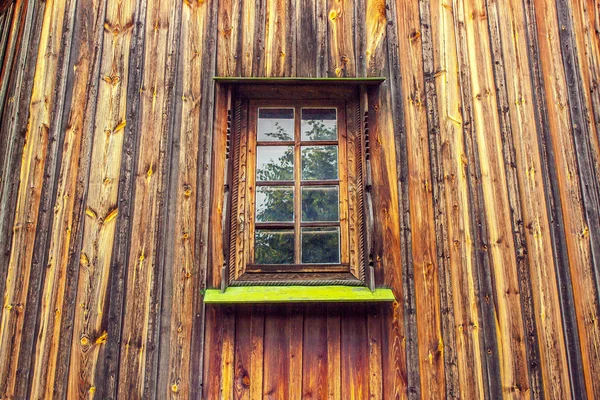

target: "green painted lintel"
[212,77,386,84]
[204,286,396,304]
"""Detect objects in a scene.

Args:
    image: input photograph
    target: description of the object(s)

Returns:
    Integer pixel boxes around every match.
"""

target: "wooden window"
[212,83,375,289]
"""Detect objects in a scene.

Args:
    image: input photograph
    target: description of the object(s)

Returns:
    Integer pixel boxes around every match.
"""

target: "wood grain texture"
[0,1,69,398]
[531,0,600,397]
[19,0,77,398]
[327,0,355,77]
[394,0,445,397]
[2,0,600,397]
[115,0,181,397]
[427,1,485,398]
[167,0,218,397]
[487,0,571,397]
[66,0,136,397]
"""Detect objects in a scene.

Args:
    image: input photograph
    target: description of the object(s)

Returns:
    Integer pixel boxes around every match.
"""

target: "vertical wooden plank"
[66,0,137,397]
[302,305,328,399]
[327,0,355,77]
[288,304,303,399]
[250,304,265,399]
[51,0,110,396]
[166,0,218,397]
[419,0,466,397]
[485,0,544,397]
[18,0,78,398]
[530,0,600,397]
[367,304,382,399]
[234,305,252,400]
[217,0,241,76]
[571,0,600,195]
[264,0,296,77]
[114,0,181,397]
[393,0,446,398]
[521,0,587,397]
[296,0,317,77]
[428,0,487,398]
[367,0,412,397]
[203,305,236,399]
[341,304,368,400]
[316,0,328,77]
[233,304,265,399]
[0,2,16,121]
[327,304,341,400]
[487,0,574,397]
[263,305,290,399]
[240,0,265,77]
[0,1,70,398]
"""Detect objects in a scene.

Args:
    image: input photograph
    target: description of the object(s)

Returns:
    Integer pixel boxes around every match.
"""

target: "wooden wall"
[1,0,599,398]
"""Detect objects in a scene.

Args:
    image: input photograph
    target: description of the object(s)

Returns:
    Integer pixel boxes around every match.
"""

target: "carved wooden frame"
[211,83,374,290]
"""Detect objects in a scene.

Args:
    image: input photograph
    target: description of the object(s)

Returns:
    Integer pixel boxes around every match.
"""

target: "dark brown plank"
[297,0,318,77]
[302,305,328,399]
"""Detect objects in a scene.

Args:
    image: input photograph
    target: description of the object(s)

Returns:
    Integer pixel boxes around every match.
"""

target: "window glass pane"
[301,108,337,141]
[301,146,338,180]
[256,186,294,222]
[257,146,294,181]
[302,186,339,222]
[301,227,340,264]
[258,108,294,141]
[254,229,295,264]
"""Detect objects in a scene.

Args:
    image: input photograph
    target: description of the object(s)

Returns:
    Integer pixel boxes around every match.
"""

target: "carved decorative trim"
[233,99,248,282]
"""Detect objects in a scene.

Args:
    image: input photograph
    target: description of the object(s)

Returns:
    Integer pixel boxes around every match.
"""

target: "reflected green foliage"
[254,230,294,264]
[302,186,339,222]
[262,120,293,141]
[256,187,294,222]
[302,227,340,263]
[302,146,338,180]
[302,119,337,141]
[256,146,294,181]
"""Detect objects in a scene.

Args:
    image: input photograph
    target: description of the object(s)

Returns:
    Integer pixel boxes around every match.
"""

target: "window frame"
[248,100,348,271]
[210,82,376,290]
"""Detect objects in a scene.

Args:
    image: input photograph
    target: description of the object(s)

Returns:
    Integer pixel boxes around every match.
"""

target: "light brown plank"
[429,1,485,398]
[66,0,136,397]
[489,0,572,397]
[327,0,355,77]
[394,0,445,397]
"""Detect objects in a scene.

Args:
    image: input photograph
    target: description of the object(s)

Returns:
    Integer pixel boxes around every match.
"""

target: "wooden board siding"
[0,0,599,399]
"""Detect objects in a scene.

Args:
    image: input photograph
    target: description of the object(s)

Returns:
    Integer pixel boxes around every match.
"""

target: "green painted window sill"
[203,286,395,304]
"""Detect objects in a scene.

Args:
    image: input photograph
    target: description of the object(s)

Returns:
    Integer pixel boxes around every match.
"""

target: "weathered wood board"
[0,0,598,398]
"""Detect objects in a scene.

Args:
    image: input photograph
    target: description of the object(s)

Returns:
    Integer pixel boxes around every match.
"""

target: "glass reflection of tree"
[255,118,340,264]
